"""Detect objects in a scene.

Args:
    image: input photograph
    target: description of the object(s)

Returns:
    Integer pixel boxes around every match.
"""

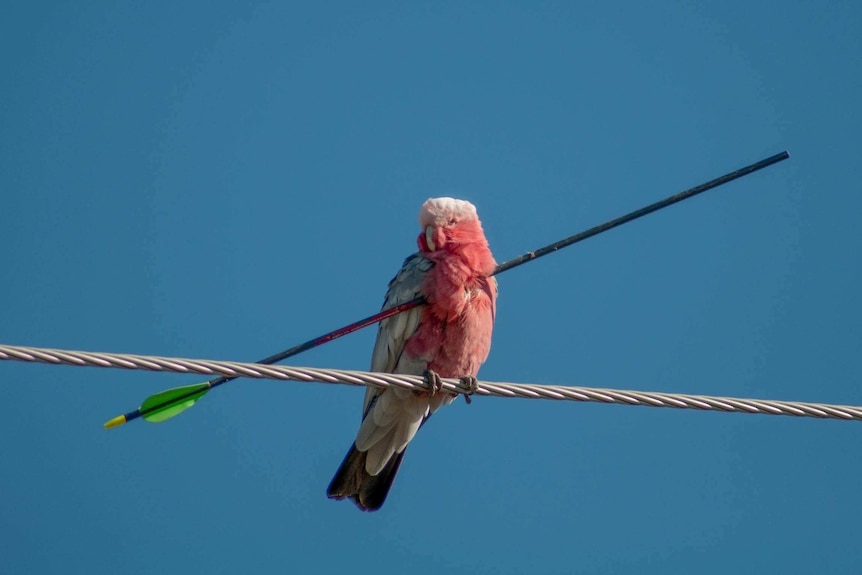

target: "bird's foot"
[423,369,443,397]
[460,375,478,405]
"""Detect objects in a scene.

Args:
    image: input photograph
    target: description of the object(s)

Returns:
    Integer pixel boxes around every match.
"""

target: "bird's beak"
[425,226,436,251]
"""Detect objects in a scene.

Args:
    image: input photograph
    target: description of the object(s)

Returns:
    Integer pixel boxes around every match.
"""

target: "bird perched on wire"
[327,197,498,511]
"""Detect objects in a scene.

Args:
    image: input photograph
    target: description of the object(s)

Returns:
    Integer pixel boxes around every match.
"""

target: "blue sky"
[2,1,860,573]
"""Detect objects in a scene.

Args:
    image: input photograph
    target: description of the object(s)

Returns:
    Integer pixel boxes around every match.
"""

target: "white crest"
[419,197,479,228]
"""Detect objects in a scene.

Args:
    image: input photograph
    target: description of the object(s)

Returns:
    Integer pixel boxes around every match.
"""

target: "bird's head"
[417,197,484,253]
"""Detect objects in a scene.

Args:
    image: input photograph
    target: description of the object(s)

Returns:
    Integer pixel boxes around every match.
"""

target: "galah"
[327,197,498,511]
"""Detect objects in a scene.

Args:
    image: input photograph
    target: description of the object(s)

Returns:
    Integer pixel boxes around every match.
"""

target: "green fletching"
[140,383,210,423]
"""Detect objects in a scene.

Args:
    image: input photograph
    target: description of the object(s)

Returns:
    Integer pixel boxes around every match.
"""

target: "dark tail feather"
[327,443,406,512]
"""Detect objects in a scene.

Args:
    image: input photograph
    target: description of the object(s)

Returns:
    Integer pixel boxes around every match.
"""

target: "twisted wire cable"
[1,343,860,422]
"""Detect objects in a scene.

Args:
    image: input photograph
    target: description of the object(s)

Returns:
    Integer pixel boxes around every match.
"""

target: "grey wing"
[368,254,432,380]
[354,254,433,475]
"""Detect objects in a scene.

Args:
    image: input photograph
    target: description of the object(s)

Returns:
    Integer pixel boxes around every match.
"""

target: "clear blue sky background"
[2,2,860,573]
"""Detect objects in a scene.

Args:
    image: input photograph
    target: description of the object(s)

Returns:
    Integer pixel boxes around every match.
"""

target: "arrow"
[104,150,790,429]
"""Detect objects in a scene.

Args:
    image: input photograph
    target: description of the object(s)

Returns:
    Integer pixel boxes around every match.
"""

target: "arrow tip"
[103,415,127,429]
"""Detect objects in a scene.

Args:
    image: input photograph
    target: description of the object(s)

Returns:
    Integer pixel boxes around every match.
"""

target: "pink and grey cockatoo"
[327,197,498,511]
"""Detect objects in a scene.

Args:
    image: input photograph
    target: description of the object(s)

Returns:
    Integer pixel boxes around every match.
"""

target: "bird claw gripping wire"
[460,376,478,404]
[421,370,477,403]
[422,369,444,397]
